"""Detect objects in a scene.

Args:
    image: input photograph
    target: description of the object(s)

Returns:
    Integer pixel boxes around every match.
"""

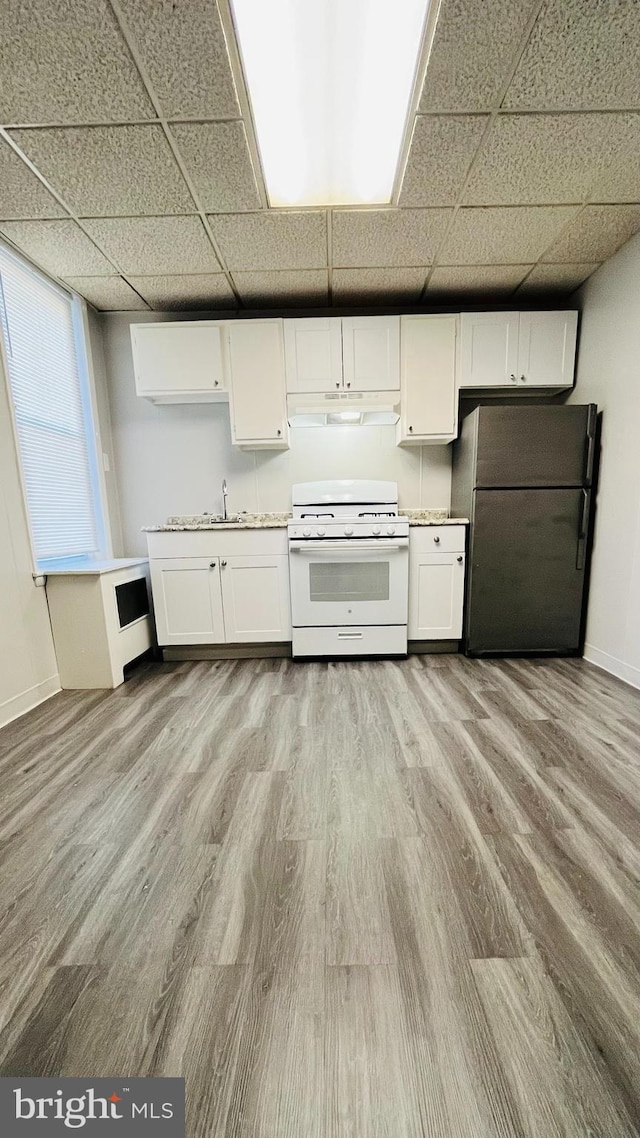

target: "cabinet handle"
[214,379,219,387]
[221,560,227,568]
[209,561,217,569]
[336,382,340,388]
[346,382,351,388]
[277,428,282,436]
[510,374,517,383]
[457,555,463,563]
[520,374,526,383]
[434,535,440,544]
[408,425,413,433]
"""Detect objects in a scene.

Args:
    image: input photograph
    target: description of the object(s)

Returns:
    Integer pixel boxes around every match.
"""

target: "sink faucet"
[222,479,228,521]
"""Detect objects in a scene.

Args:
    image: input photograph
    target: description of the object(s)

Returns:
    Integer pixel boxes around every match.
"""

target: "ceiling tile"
[10,126,194,217]
[208,212,327,271]
[332,209,450,268]
[516,263,600,293]
[83,216,220,275]
[439,206,579,265]
[426,264,531,294]
[586,113,640,203]
[399,115,488,207]
[0,140,65,219]
[64,276,149,311]
[117,0,239,119]
[233,270,328,307]
[128,273,236,310]
[540,206,640,263]
[0,0,153,124]
[332,268,428,304]
[464,114,624,206]
[505,0,640,110]
[169,122,260,212]
[419,0,539,112]
[0,220,113,276]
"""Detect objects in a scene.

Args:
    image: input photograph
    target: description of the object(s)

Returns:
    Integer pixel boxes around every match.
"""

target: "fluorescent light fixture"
[230,0,430,206]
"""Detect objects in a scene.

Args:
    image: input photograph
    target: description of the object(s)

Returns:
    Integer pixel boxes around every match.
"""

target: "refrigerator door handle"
[576,488,590,570]
[583,406,597,487]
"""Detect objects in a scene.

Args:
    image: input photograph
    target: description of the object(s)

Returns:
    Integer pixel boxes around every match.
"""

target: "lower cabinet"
[408,526,466,641]
[147,530,291,646]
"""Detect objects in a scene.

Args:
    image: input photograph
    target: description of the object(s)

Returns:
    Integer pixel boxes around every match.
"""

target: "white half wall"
[0,344,60,728]
[570,231,640,688]
[101,312,453,557]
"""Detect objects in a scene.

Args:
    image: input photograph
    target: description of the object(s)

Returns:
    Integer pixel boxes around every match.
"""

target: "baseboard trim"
[0,674,61,730]
[408,640,460,655]
[583,643,640,691]
[163,643,292,661]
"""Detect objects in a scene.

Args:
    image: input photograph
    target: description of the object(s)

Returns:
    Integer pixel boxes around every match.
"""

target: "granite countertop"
[143,512,291,532]
[400,510,469,526]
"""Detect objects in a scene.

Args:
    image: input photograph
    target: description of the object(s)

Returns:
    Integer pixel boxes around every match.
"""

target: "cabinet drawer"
[292,624,407,658]
[409,525,466,553]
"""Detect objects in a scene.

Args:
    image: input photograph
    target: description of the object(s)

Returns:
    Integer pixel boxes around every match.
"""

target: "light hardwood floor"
[1,655,640,1136]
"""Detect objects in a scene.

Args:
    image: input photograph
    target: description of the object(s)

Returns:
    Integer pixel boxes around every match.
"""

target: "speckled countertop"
[142,512,291,532]
[401,510,469,526]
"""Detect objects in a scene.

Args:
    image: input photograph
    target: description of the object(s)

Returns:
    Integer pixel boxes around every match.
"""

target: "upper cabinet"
[284,315,400,394]
[398,315,458,445]
[130,321,227,404]
[458,311,577,390]
[226,320,289,449]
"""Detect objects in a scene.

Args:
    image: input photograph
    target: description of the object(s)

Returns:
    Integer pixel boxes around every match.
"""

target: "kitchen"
[1,0,640,1134]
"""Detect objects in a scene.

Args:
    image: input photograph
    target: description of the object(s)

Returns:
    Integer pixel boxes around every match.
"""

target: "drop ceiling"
[1,0,639,311]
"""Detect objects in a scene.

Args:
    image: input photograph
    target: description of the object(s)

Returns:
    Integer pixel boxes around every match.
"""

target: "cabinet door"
[150,558,225,645]
[220,555,291,642]
[409,551,465,639]
[517,311,578,388]
[458,312,519,388]
[342,316,400,391]
[400,315,457,443]
[284,318,343,393]
[131,323,225,401]
[227,321,289,447]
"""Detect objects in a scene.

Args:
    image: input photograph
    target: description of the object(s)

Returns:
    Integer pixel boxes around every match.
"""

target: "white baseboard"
[0,674,61,730]
[583,644,640,691]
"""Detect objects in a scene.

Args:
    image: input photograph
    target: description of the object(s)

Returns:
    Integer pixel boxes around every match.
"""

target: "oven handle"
[290,540,408,553]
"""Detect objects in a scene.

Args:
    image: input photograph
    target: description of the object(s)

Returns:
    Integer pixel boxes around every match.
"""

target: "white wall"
[0,345,60,727]
[570,231,640,688]
[102,312,452,557]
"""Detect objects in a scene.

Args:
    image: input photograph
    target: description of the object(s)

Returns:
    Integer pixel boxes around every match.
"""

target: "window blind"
[0,245,100,562]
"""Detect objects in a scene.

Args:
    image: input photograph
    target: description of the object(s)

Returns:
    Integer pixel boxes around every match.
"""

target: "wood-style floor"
[1,655,640,1136]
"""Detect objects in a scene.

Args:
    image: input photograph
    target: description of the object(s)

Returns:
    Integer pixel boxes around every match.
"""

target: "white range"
[288,479,409,658]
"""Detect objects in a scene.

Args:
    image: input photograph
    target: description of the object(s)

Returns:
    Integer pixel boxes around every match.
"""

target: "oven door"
[289,538,408,627]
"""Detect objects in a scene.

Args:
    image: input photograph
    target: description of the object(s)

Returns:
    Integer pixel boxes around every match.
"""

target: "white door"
[220,555,291,642]
[517,311,578,388]
[284,318,343,393]
[150,557,225,645]
[400,315,457,442]
[342,316,400,391]
[408,552,465,639]
[227,320,288,445]
[131,323,225,399]
[458,312,519,388]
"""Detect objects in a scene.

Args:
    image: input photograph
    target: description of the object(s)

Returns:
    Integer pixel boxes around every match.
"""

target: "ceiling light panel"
[230,0,430,207]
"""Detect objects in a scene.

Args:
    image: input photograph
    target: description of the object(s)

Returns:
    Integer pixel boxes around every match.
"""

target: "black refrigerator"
[451,404,598,655]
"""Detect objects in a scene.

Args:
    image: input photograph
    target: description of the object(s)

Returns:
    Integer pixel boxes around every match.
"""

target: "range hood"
[287,390,400,427]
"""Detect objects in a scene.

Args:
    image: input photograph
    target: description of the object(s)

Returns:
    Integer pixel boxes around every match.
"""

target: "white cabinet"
[226,320,289,448]
[220,555,291,642]
[516,311,578,388]
[342,316,400,391]
[398,315,458,445]
[408,526,466,641]
[284,318,343,393]
[458,311,577,390]
[150,557,225,645]
[131,322,227,403]
[147,529,291,646]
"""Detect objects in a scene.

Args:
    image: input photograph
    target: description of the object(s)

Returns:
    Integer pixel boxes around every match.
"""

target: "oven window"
[309,561,390,603]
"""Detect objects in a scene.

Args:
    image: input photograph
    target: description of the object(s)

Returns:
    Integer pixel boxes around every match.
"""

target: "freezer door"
[467,488,588,653]
[475,404,596,487]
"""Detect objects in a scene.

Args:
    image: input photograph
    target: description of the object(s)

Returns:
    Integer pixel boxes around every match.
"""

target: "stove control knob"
[303,527,311,537]
[372,526,381,535]
[344,525,354,536]
[317,527,326,536]
[387,525,396,535]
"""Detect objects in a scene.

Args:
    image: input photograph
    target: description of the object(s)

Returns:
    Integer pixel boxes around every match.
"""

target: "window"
[0,242,104,566]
